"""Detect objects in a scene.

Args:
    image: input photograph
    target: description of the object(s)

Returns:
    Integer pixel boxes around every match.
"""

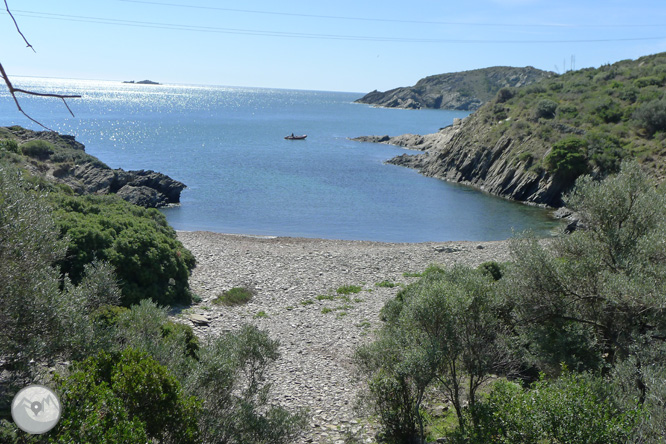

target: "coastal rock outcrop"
[356,117,568,207]
[356,66,553,111]
[2,126,185,208]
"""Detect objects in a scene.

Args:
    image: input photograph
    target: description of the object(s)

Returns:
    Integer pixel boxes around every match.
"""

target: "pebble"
[176,231,512,443]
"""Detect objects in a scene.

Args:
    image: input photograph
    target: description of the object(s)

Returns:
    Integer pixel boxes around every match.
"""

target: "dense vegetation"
[0,133,195,307]
[0,159,307,442]
[356,162,666,443]
[479,52,666,181]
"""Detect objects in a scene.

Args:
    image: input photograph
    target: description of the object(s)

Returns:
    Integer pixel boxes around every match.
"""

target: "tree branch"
[2,1,82,131]
[4,0,34,52]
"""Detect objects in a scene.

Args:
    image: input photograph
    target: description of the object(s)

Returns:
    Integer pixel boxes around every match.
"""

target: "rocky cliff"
[1,126,185,208]
[354,117,568,208]
[355,66,553,111]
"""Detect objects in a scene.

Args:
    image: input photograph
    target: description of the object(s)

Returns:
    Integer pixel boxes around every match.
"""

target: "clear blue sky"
[2,0,666,92]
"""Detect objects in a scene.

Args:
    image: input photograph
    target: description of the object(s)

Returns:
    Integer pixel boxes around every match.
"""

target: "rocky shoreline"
[176,231,513,443]
[1,126,185,208]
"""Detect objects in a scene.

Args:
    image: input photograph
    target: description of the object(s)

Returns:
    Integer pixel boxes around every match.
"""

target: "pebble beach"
[176,231,513,443]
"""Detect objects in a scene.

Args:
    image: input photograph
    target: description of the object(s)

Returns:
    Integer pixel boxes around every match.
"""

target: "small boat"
[285,134,307,140]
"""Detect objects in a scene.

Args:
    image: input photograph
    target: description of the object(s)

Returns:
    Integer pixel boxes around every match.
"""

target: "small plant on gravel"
[354,298,364,303]
[403,271,424,278]
[337,311,348,318]
[357,320,372,329]
[336,285,363,295]
[321,307,333,314]
[375,280,397,288]
[212,286,254,306]
[316,294,335,301]
[254,310,269,319]
[300,299,314,306]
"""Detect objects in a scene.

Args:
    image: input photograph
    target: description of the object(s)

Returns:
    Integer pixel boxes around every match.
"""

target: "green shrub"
[534,99,558,119]
[213,286,254,305]
[458,372,641,444]
[20,140,54,159]
[545,136,589,181]
[186,325,308,443]
[593,98,623,123]
[0,139,19,153]
[495,87,515,103]
[477,261,504,281]
[336,284,363,295]
[633,98,666,136]
[161,321,199,359]
[53,348,200,444]
[52,194,196,307]
[375,280,398,288]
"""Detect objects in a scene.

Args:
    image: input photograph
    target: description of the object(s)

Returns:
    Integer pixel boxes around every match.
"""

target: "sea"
[0,77,561,242]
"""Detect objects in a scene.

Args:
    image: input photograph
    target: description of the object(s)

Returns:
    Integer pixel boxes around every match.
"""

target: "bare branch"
[4,0,35,52]
[2,1,82,130]
[1,62,81,131]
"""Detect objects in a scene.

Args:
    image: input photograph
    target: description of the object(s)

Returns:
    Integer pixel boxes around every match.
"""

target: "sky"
[2,0,666,93]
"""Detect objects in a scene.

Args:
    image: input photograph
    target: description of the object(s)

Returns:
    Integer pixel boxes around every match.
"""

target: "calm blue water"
[0,78,560,242]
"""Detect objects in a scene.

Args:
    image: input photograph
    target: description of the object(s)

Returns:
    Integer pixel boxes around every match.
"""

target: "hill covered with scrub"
[376,52,666,207]
[355,66,553,111]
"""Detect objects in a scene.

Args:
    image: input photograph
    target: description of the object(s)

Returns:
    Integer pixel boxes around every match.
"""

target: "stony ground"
[176,231,513,443]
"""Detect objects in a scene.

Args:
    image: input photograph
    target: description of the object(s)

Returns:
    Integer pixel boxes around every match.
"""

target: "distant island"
[356,66,552,111]
[123,79,160,85]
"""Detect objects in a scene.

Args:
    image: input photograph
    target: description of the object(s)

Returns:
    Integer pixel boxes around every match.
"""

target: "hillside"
[355,66,553,111]
[365,53,666,207]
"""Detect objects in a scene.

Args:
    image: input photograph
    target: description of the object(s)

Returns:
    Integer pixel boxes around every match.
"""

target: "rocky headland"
[353,116,569,208]
[355,66,553,111]
[1,126,184,208]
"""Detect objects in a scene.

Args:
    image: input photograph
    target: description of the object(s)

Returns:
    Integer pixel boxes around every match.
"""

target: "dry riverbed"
[176,231,512,443]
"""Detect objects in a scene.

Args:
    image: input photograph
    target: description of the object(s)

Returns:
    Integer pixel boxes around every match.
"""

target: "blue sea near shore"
[0,77,561,242]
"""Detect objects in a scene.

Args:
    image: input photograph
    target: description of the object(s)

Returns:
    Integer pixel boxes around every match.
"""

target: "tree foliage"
[356,266,511,442]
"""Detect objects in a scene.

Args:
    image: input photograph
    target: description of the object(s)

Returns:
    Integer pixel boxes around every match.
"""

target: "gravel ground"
[176,231,512,443]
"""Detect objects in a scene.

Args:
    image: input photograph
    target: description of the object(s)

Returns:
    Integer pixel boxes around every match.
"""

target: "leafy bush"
[0,139,19,153]
[52,194,196,307]
[213,286,254,305]
[186,325,308,444]
[534,99,558,119]
[458,372,641,444]
[20,140,54,159]
[593,98,623,123]
[544,136,588,180]
[53,348,200,444]
[495,87,515,103]
[633,98,666,136]
[336,284,363,295]
[0,167,120,376]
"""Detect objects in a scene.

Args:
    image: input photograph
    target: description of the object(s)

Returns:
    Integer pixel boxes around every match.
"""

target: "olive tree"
[356,266,512,442]
[507,161,666,372]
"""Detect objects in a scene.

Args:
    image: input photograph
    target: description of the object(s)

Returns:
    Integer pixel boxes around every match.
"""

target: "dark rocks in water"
[68,165,186,208]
